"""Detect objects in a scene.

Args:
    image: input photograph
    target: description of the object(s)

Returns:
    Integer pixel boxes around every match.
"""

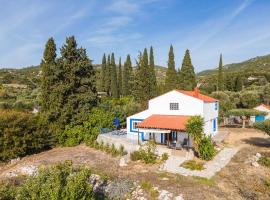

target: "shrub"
[130,151,142,161]
[130,141,157,164]
[198,136,216,161]
[119,145,127,156]
[110,144,118,157]
[181,160,205,170]
[258,156,270,167]
[186,116,204,153]
[105,143,110,153]
[17,161,94,199]
[0,181,17,200]
[0,110,53,161]
[161,153,169,161]
[254,120,270,136]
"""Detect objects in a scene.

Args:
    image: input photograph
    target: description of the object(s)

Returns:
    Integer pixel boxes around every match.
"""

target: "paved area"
[161,147,238,179]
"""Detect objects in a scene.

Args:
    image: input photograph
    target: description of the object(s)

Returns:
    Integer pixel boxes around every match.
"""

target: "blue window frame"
[161,133,164,143]
[213,118,216,132]
[215,102,218,110]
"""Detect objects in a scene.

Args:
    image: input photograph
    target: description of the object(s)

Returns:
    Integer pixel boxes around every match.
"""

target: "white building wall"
[148,90,204,116]
[254,105,270,119]
[203,102,218,136]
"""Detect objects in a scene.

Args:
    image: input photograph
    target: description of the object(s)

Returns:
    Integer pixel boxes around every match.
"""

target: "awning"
[137,115,190,131]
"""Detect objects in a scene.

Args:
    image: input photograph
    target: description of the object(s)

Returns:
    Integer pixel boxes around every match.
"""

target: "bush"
[161,153,169,161]
[17,161,94,199]
[0,181,17,200]
[258,156,270,167]
[198,136,216,161]
[130,141,157,164]
[0,110,53,161]
[254,120,270,136]
[181,160,205,170]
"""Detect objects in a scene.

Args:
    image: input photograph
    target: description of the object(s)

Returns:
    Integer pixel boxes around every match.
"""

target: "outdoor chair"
[182,138,189,148]
[175,141,182,150]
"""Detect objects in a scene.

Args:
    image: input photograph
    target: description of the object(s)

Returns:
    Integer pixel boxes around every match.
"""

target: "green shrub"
[0,110,53,161]
[181,160,205,170]
[254,120,270,136]
[110,144,118,157]
[130,151,141,161]
[16,161,94,199]
[105,143,110,153]
[0,181,17,200]
[161,153,169,161]
[119,145,127,156]
[258,156,270,167]
[198,136,216,161]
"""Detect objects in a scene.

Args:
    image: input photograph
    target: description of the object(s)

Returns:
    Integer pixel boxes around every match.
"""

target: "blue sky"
[0,0,270,72]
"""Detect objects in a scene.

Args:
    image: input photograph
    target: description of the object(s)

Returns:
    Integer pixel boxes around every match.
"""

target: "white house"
[253,104,270,121]
[126,87,218,145]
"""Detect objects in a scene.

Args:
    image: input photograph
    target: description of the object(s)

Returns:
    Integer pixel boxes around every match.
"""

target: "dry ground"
[0,128,270,200]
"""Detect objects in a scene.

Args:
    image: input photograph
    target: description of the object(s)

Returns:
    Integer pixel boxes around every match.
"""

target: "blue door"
[141,132,144,141]
[255,115,265,121]
[161,133,164,143]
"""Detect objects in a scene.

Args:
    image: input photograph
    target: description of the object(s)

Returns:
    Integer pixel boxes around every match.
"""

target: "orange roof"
[137,115,191,131]
[260,104,270,110]
[176,89,218,102]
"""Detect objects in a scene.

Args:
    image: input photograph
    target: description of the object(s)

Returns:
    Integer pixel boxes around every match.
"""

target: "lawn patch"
[181,160,205,170]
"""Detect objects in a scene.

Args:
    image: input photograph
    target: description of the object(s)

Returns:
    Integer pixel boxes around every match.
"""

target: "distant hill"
[198,54,270,76]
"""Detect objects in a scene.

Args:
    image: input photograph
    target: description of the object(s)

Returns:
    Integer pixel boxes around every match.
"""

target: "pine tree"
[179,49,196,90]
[149,46,157,98]
[165,45,178,91]
[40,37,57,113]
[105,54,111,95]
[110,53,119,98]
[100,53,106,91]
[123,54,132,96]
[217,54,224,91]
[118,58,123,96]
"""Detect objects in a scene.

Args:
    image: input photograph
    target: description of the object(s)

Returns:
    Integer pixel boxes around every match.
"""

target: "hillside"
[198,54,270,76]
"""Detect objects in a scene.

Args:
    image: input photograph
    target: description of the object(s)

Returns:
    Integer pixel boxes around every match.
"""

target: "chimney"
[194,86,199,97]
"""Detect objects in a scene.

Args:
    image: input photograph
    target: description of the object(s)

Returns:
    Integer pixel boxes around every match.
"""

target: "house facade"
[252,104,270,121]
[126,88,218,145]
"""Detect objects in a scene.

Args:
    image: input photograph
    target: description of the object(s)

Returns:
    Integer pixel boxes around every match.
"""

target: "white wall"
[203,102,218,136]
[254,105,270,119]
[148,90,204,116]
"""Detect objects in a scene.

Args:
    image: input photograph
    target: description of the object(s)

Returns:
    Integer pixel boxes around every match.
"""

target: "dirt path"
[1,128,270,199]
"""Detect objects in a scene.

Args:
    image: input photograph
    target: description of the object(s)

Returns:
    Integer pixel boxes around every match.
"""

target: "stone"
[119,157,128,167]
[251,162,259,167]
[20,165,37,175]
[158,190,173,200]
[10,157,20,164]
[256,153,262,158]
[175,194,184,200]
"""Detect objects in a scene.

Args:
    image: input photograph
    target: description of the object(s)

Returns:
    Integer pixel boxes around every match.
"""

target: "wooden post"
[137,129,140,145]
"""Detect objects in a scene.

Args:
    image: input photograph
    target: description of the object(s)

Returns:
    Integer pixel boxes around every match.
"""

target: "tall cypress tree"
[56,36,97,126]
[165,45,178,91]
[105,54,111,95]
[40,37,57,113]
[123,54,132,96]
[179,49,196,90]
[133,48,150,107]
[234,75,243,92]
[100,53,106,91]
[118,57,123,96]
[110,53,119,98]
[217,54,224,91]
[149,46,157,98]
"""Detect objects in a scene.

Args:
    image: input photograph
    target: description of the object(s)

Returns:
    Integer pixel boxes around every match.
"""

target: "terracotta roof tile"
[175,89,218,102]
[137,115,190,131]
[260,104,270,110]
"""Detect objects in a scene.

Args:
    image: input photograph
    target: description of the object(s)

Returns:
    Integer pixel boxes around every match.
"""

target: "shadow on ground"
[242,137,270,148]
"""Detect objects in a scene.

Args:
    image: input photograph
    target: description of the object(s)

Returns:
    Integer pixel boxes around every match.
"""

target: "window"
[215,102,218,110]
[170,103,179,110]
[133,122,138,129]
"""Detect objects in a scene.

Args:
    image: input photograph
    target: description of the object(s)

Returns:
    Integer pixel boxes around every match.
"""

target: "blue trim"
[213,118,216,132]
[215,102,218,111]
[129,118,144,141]
[161,133,163,143]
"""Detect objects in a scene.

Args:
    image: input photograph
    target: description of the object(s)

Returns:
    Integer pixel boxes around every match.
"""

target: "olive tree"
[186,116,204,153]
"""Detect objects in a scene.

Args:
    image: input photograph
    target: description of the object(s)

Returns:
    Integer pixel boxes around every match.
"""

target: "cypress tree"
[100,53,106,91]
[105,54,111,95]
[149,46,157,98]
[123,54,132,96]
[56,36,97,126]
[165,45,178,91]
[179,49,196,90]
[235,75,243,91]
[118,57,123,96]
[40,37,57,113]
[217,54,224,91]
[110,53,119,98]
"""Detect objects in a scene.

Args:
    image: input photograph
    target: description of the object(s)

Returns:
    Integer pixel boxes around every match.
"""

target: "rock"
[88,174,107,193]
[10,157,20,164]
[119,157,128,167]
[158,190,173,200]
[20,165,37,175]
[175,194,184,200]
[256,153,261,158]
[251,162,259,167]
[161,177,169,181]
